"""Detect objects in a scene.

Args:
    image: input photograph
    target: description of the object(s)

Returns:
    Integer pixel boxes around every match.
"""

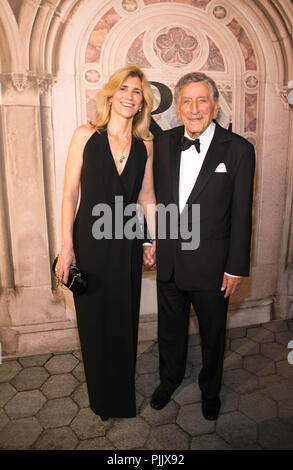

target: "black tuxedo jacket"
[153,122,255,291]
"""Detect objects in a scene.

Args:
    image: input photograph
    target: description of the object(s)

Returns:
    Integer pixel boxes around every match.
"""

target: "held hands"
[221,273,244,298]
[143,242,156,269]
[55,248,76,285]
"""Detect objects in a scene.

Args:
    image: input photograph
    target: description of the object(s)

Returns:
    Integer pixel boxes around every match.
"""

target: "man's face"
[177,81,218,139]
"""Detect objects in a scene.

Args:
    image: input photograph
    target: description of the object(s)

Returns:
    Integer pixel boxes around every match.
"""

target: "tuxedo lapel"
[187,123,232,204]
[170,127,184,206]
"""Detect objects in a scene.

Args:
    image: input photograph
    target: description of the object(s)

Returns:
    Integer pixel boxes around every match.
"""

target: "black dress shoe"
[151,384,174,410]
[201,396,221,421]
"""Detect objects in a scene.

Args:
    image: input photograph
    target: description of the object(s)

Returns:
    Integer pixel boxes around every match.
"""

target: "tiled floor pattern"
[0,319,293,450]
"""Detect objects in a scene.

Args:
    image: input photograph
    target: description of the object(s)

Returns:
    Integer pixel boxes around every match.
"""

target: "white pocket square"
[214,163,227,173]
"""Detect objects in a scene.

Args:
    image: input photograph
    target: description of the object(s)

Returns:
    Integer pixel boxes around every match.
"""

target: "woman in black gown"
[55,66,156,420]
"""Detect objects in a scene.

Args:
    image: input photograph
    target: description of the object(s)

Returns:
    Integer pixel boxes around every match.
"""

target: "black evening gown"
[73,129,147,418]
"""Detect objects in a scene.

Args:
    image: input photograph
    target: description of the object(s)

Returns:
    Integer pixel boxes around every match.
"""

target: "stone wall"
[0,0,292,358]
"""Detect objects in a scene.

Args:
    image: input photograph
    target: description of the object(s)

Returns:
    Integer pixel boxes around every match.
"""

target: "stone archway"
[0,0,292,358]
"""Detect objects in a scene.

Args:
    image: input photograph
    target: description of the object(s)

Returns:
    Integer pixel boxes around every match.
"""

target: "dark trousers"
[157,277,229,399]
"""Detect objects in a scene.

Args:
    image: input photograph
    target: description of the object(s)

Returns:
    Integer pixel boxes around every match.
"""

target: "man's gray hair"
[174,72,219,105]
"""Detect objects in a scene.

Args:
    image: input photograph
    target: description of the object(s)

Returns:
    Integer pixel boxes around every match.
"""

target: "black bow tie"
[181,136,200,153]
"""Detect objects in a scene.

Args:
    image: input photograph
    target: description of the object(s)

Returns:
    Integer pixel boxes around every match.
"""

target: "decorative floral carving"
[213,6,227,19]
[245,75,258,89]
[1,74,57,95]
[37,75,57,96]
[154,27,198,67]
[122,0,138,11]
[11,74,28,92]
[84,70,100,84]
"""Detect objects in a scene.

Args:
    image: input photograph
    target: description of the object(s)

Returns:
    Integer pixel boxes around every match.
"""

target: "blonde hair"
[90,66,153,141]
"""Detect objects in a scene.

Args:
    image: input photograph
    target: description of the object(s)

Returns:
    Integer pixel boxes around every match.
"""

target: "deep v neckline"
[105,130,134,177]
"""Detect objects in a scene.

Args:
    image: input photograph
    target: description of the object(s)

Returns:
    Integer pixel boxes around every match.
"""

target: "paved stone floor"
[0,319,293,450]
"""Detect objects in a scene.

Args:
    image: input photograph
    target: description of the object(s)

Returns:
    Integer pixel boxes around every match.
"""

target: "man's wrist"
[143,238,156,246]
[224,272,242,278]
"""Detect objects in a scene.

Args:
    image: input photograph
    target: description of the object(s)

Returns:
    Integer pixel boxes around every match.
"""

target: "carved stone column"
[274,89,293,319]
[0,72,79,358]
[38,75,59,267]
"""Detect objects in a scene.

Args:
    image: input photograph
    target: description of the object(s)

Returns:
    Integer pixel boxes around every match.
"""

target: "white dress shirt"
[179,121,215,214]
[179,122,239,279]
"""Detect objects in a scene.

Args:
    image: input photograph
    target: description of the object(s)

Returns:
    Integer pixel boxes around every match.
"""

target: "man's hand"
[221,274,244,298]
[143,243,156,268]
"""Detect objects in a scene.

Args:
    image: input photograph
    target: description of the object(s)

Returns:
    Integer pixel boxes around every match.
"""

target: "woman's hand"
[143,242,156,268]
[55,248,76,285]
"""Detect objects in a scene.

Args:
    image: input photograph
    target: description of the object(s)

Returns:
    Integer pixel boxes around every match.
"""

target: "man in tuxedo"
[151,72,255,420]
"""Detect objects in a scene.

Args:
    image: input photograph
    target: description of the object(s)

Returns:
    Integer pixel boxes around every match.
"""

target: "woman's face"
[110,75,143,119]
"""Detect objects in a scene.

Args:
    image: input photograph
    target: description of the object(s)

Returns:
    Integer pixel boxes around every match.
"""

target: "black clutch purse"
[52,256,87,295]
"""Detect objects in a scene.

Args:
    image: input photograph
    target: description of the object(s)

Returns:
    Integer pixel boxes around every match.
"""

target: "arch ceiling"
[0,0,291,82]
